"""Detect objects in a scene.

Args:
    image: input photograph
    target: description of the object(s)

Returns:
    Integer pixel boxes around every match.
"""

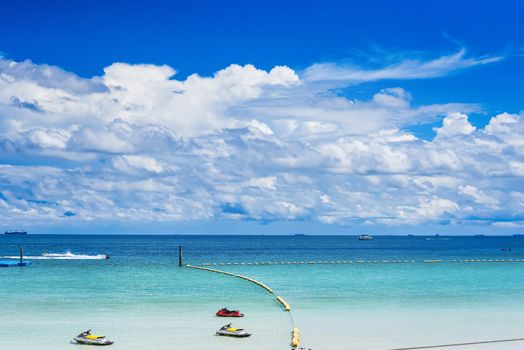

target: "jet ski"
[216,307,244,317]
[73,330,114,345]
[216,323,251,337]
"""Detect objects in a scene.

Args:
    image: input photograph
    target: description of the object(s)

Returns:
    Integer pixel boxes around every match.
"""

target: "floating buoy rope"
[198,259,524,266]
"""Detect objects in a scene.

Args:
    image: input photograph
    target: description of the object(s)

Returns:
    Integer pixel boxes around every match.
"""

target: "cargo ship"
[4,230,28,235]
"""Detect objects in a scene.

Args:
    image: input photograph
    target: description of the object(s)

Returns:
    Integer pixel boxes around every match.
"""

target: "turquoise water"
[2,235,524,349]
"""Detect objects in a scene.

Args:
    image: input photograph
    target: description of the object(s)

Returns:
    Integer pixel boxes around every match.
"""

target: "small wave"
[1,251,109,260]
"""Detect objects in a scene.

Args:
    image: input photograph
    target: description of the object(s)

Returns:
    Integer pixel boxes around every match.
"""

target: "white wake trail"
[1,251,109,260]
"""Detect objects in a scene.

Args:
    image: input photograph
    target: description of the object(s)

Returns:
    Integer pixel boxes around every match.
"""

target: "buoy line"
[197,259,524,267]
[386,337,524,350]
[186,264,301,348]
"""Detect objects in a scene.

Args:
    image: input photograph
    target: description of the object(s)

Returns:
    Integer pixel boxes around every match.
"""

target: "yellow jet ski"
[216,323,251,337]
[73,330,114,345]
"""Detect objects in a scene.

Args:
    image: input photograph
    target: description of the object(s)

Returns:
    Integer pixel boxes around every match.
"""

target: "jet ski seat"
[227,328,243,332]
[86,335,106,340]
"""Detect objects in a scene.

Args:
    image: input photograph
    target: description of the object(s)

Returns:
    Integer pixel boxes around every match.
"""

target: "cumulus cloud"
[434,112,476,137]
[373,87,412,108]
[0,51,522,230]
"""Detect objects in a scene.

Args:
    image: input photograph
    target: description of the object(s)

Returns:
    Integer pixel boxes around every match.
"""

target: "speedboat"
[73,330,114,346]
[216,308,244,317]
[216,323,251,337]
[358,234,373,241]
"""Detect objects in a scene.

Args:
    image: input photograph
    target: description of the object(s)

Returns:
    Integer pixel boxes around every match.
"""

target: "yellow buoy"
[292,327,300,348]
[276,296,291,311]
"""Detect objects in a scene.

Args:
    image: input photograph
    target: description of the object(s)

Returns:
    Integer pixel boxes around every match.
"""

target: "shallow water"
[1,235,524,349]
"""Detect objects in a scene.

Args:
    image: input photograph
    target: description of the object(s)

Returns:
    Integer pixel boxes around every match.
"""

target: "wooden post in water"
[19,247,23,263]
[178,246,183,267]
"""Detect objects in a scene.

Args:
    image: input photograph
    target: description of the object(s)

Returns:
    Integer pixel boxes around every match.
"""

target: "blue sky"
[1,0,522,113]
[0,1,523,234]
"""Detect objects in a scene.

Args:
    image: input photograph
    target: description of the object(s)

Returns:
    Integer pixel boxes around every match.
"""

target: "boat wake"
[1,251,109,260]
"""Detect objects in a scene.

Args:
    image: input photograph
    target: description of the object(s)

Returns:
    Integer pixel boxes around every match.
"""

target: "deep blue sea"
[2,235,524,350]
[2,234,523,263]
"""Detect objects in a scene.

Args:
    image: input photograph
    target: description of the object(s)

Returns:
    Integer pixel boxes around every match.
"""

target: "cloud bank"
[0,49,522,231]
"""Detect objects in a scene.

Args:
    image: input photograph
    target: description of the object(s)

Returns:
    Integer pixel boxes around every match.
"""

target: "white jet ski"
[216,323,251,338]
[73,330,114,345]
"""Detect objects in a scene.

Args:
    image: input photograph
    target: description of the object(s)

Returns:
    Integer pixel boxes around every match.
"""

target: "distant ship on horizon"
[358,234,373,241]
[4,230,28,235]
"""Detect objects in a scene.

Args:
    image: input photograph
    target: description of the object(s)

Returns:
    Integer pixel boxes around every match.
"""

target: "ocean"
[1,234,524,350]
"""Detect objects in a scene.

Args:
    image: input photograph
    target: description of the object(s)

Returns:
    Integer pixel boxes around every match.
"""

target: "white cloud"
[484,112,519,135]
[493,221,524,228]
[245,177,277,190]
[412,196,460,219]
[23,128,69,149]
[320,194,331,204]
[0,58,106,94]
[373,87,411,108]
[434,112,476,137]
[0,51,522,230]
[302,48,503,82]
[113,155,165,174]
[458,185,499,208]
